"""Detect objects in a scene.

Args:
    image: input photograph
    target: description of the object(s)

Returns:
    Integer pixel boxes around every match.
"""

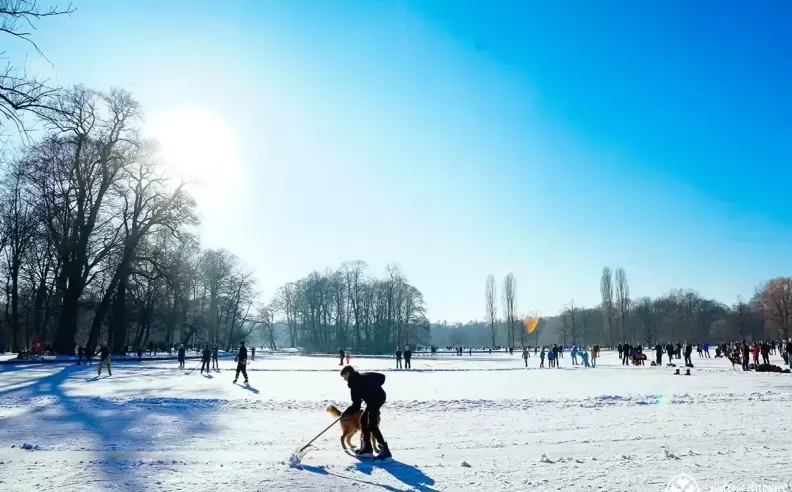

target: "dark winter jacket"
[202,348,211,360]
[786,341,792,354]
[343,371,386,417]
[178,347,186,360]
[212,347,219,358]
[404,349,412,360]
[237,346,248,362]
[395,349,402,359]
[99,345,110,360]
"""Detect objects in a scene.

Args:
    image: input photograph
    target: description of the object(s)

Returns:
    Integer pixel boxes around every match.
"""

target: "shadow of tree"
[0,364,221,490]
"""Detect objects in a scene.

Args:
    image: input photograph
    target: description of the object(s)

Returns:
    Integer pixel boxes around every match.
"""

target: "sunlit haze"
[21,0,792,322]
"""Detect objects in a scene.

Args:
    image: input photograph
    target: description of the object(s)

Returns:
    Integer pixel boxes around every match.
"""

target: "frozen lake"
[0,351,789,491]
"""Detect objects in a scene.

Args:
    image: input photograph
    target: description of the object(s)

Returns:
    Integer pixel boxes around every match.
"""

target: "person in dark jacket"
[654,343,663,366]
[741,341,750,371]
[98,343,112,376]
[233,341,248,384]
[77,346,84,366]
[339,348,345,366]
[395,347,402,369]
[340,365,391,460]
[785,339,792,369]
[178,344,186,369]
[760,342,770,365]
[403,346,412,369]
[210,344,218,370]
[251,346,256,361]
[200,345,212,374]
[684,342,693,366]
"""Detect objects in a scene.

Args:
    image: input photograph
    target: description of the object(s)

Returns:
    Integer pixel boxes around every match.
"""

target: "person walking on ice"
[339,347,345,366]
[540,347,546,368]
[395,347,402,369]
[340,365,391,461]
[200,344,211,374]
[233,340,249,384]
[522,347,529,367]
[97,342,112,376]
[211,343,219,371]
[404,345,412,369]
[580,348,590,367]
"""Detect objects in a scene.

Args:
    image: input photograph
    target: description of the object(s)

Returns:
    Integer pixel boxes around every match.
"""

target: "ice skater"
[340,365,391,460]
[581,349,590,367]
[233,341,249,384]
[178,344,186,369]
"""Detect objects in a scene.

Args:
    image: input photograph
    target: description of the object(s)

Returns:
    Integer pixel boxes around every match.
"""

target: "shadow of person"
[240,384,259,394]
[354,460,437,492]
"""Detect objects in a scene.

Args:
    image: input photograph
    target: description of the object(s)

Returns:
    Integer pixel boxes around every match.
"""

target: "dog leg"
[341,435,347,450]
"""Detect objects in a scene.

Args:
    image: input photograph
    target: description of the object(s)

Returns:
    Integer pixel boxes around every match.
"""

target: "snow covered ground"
[1,351,790,492]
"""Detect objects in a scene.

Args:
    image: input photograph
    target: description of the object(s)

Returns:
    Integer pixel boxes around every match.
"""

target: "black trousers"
[235,361,248,381]
[201,359,210,372]
[396,358,402,368]
[404,357,411,369]
[361,401,385,446]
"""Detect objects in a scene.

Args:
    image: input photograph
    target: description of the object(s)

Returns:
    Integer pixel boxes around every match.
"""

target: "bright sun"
[148,108,241,207]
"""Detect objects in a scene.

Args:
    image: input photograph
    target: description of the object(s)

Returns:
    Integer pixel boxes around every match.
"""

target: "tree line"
[270,262,430,353]
[449,268,792,349]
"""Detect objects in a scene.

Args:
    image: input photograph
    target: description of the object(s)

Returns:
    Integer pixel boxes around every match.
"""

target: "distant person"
[395,347,402,369]
[212,344,219,370]
[251,346,256,361]
[404,346,412,369]
[77,346,84,366]
[522,347,529,367]
[702,342,710,358]
[178,344,186,369]
[590,345,598,368]
[540,348,546,368]
[97,342,112,377]
[339,348,345,366]
[655,343,663,366]
[200,345,211,374]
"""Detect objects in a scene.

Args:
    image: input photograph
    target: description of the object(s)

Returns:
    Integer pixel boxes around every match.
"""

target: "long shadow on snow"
[0,364,220,491]
[301,464,403,492]
[354,459,437,492]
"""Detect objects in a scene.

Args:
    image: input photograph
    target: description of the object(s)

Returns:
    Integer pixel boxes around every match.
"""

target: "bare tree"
[634,297,657,345]
[563,299,578,344]
[614,267,630,341]
[754,278,792,340]
[485,274,497,348]
[600,267,614,345]
[0,1,75,131]
[502,273,516,348]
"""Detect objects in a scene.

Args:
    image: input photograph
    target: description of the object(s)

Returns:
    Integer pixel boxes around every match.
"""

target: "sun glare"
[148,108,241,208]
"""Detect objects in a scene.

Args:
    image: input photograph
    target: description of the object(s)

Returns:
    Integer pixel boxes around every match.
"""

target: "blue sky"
[11,0,792,321]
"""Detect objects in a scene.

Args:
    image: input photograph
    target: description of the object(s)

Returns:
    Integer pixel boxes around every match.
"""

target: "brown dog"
[326,405,380,452]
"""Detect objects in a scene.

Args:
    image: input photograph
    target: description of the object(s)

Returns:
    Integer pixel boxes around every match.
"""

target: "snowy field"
[1,351,790,492]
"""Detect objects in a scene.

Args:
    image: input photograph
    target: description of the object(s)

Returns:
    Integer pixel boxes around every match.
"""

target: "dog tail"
[326,405,342,418]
